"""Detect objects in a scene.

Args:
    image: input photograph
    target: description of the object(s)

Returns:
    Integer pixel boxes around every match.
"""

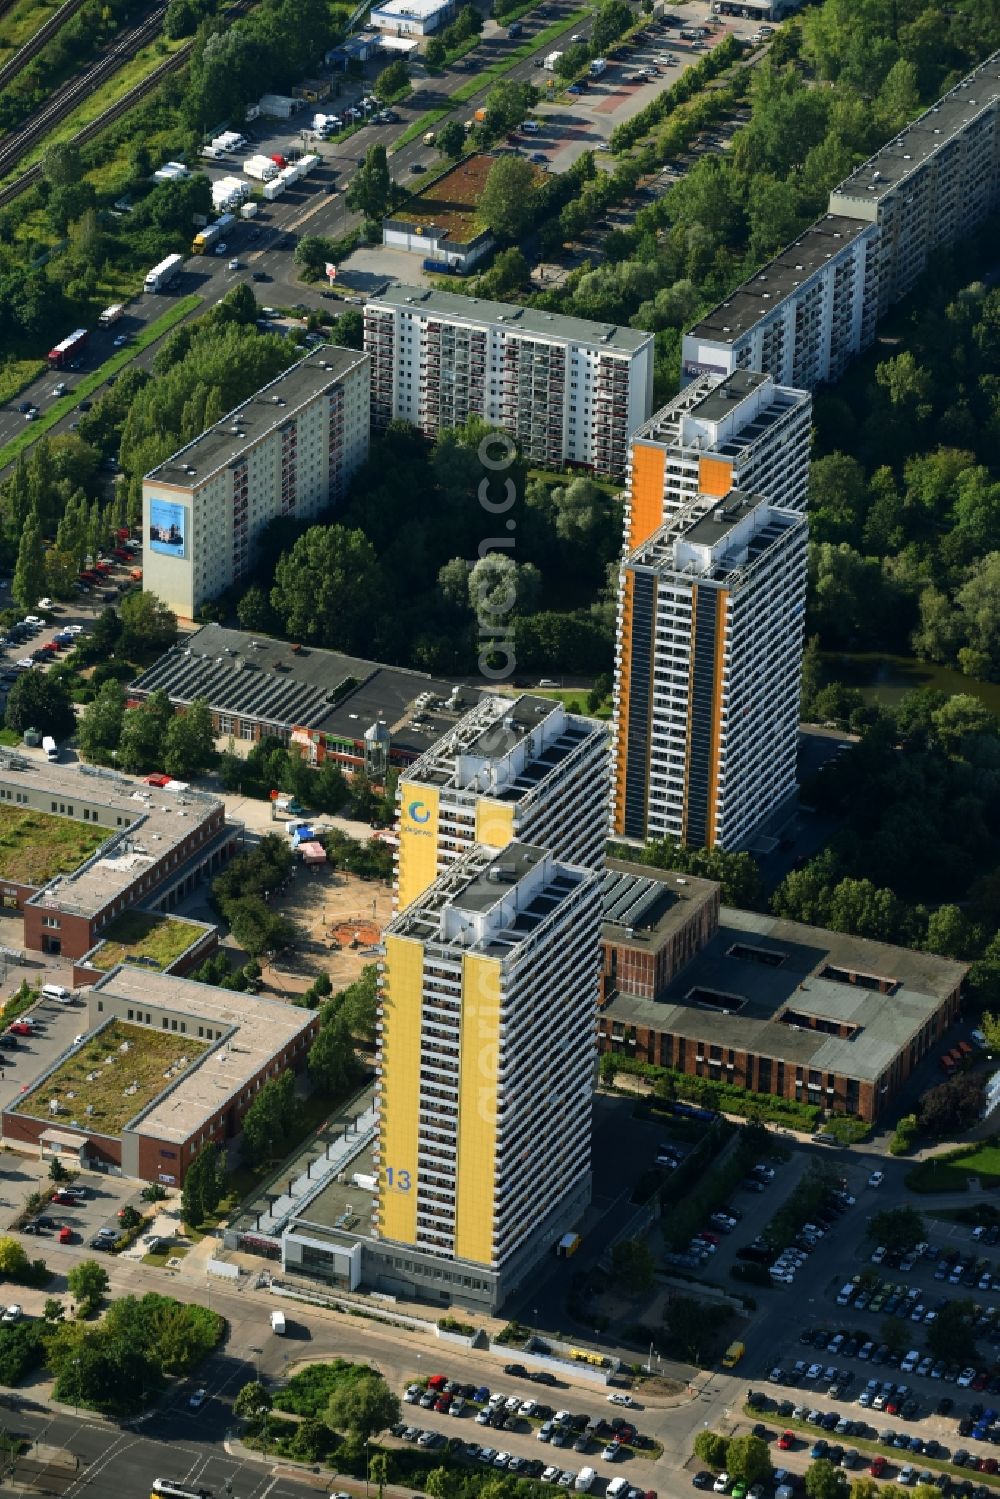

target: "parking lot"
[0,989,91,1116]
[385,1368,658,1498]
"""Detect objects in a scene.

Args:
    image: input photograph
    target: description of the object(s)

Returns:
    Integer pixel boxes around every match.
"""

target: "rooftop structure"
[396,693,609,906]
[367,284,654,356]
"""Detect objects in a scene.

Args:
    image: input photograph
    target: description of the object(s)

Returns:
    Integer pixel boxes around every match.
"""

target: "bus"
[151,1481,213,1499]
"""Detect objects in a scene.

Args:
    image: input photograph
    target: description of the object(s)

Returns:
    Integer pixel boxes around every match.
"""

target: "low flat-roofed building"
[0,754,234,960]
[2,968,318,1183]
[597,863,966,1122]
[370,0,453,32]
[130,624,485,778]
[600,860,720,1004]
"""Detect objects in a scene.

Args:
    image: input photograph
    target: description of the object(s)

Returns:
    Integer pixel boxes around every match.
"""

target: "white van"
[607,1481,630,1499]
[836,1282,854,1306]
[41,983,71,1003]
[521,120,540,133]
[270,1309,286,1335]
[575,1470,596,1493]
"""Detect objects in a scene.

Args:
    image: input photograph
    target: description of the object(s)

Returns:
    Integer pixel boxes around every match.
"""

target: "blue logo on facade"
[408,801,431,824]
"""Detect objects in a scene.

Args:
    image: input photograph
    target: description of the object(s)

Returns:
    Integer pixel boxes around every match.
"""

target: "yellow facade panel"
[454,952,501,1266]
[396,781,440,909]
[378,933,423,1244]
[474,799,516,851]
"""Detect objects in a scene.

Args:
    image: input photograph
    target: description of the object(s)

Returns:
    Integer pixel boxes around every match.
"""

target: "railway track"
[0,0,251,209]
[0,0,91,92]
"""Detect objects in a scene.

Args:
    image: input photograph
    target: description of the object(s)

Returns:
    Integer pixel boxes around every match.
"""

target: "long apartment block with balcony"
[623,369,811,554]
[374,840,603,1311]
[395,693,609,909]
[363,285,654,477]
[681,51,1000,392]
[681,215,880,390]
[829,49,1000,311]
[612,490,808,852]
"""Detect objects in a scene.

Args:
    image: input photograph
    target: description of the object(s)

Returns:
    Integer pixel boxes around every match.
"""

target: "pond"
[823,653,1000,716]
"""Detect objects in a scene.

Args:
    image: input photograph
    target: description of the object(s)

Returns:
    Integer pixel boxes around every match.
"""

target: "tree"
[805,1460,847,1499]
[478,154,541,239]
[240,1069,296,1165]
[117,691,174,774]
[920,1072,985,1136]
[879,1316,911,1362]
[334,966,378,1041]
[118,1205,141,1231]
[369,1451,389,1499]
[0,1236,29,1278]
[4,672,75,740]
[13,508,45,611]
[78,680,126,762]
[164,698,216,777]
[424,35,446,65]
[67,1260,110,1316]
[424,1468,455,1499]
[119,591,178,657]
[868,1206,924,1253]
[611,1237,655,1295]
[325,1372,400,1442]
[271,525,382,651]
[927,1298,977,1366]
[234,1379,272,1423]
[375,58,409,98]
[346,144,395,221]
[49,1156,69,1182]
[693,1430,728,1469]
[308,1012,363,1096]
[437,120,465,158]
[726,1433,772,1485]
[43,1297,65,1322]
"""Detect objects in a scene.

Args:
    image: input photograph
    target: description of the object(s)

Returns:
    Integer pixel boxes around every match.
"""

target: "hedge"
[603,1053,821,1130]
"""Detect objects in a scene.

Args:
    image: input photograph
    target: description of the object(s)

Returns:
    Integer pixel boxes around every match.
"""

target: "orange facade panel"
[698,457,734,499]
[627,442,666,550]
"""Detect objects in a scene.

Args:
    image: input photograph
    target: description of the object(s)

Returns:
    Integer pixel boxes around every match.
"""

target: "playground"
[259,860,392,1001]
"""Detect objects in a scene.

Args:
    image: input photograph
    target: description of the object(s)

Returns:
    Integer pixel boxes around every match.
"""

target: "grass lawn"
[0,806,106,885]
[0,295,201,473]
[907,1142,1000,1192]
[0,34,192,190]
[0,359,47,408]
[88,911,200,972]
[143,1245,188,1266]
[11,1020,208,1133]
[274,1358,374,1417]
[0,0,63,60]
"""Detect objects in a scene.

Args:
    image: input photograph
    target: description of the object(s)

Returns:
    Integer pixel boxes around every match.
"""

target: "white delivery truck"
[244,154,278,182]
[42,736,58,762]
[590,56,607,75]
[543,50,563,69]
[271,1309,286,1335]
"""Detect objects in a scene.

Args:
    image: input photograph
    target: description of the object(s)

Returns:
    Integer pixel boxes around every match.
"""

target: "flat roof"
[93,968,316,1144]
[832,51,1000,205]
[131,625,483,756]
[626,492,804,584]
[603,907,966,1083]
[404,692,607,803]
[387,841,592,958]
[601,860,718,954]
[0,758,223,920]
[144,346,367,490]
[367,285,653,357]
[688,369,767,421]
[686,215,874,344]
[373,0,449,15]
[634,370,809,458]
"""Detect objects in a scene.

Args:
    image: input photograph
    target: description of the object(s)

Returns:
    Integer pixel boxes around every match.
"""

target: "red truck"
[48,328,88,369]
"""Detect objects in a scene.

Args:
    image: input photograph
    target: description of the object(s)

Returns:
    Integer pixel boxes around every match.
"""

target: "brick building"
[598,861,965,1123]
[2,968,318,1183]
[0,756,235,961]
[130,624,483,780]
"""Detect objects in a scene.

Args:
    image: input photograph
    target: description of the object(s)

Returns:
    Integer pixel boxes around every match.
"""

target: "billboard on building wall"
[148,498,188,559]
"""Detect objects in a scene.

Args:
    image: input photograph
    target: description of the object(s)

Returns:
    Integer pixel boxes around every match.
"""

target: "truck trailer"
[191,212,236,254]
[98,303,125,327]
[244,154,278,182]
[543,50,563,68]
[144,253,184,293]
[48,329,88,369]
